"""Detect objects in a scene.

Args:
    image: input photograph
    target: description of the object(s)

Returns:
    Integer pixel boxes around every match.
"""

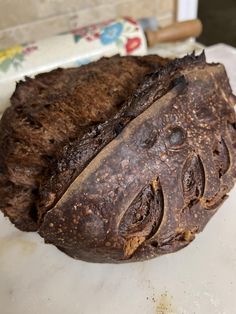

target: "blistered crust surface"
[39,54,236,263]
[1,53,236,263]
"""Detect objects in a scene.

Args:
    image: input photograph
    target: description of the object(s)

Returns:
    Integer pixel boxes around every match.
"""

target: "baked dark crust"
[0,55,166,231]
[39,53,236,263]
[1,53,236,263]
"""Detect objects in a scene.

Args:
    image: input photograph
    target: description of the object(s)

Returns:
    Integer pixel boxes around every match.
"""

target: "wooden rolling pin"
[145,19,203,46]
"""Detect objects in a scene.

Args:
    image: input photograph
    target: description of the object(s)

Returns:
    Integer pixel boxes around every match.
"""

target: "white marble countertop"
[1,44,236,314]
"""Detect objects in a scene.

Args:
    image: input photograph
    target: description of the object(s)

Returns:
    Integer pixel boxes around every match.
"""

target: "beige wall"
[0,0,176,49]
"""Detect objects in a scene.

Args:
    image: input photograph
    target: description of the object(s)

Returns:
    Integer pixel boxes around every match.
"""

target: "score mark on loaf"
[0,53,236,263]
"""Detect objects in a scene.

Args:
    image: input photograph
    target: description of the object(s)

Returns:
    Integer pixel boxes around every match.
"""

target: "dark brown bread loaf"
[0,54,167,232]
[1,53,236,263]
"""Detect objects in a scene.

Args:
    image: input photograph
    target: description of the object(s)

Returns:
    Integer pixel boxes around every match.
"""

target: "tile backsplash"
[0,0,176,49]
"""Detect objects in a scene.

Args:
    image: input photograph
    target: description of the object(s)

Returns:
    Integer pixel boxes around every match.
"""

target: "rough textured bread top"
[1,53,236,263]
[0,55,167,232]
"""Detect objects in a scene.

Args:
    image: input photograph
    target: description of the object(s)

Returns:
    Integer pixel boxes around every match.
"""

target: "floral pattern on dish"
[71,17,143,55]
[0,45,37,73]
[100,22,123,45]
